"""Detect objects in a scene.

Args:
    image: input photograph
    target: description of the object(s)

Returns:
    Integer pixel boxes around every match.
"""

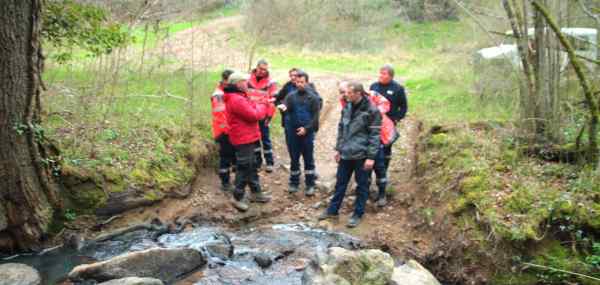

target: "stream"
[0,223,363,285]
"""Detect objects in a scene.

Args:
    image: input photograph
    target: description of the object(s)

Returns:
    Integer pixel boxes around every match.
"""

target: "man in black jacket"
[319,82,382,228]
[279,71,320,196]
[369,64,407,171]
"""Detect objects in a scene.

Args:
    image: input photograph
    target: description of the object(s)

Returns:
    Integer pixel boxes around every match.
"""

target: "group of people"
[210,60,407,228]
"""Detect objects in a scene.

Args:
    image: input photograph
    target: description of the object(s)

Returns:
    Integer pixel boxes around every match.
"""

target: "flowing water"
[1,224,362,284]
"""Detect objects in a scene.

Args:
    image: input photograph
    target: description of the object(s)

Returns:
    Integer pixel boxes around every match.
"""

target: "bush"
[242,0,396,51]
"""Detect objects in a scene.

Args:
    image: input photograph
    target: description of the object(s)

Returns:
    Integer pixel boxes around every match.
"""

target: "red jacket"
[211,83,229,139]
[224,86,267,146]
[248,70,278,118]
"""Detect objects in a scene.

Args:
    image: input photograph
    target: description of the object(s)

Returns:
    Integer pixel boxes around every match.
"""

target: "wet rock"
[302,247,394,285]
[68,248,205,283]
[0,263,41,285]
[390,260,441,285]
[98,277,164,285]
[253,253,273,269]
[204,233,234,260]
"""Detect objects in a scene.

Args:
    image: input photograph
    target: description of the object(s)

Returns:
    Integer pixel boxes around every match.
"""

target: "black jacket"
[283,87,321,133]
[335,96,382,160]
[370,80,407,123]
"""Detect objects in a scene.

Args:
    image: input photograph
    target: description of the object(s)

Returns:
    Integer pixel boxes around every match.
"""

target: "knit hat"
[228,72,249,84]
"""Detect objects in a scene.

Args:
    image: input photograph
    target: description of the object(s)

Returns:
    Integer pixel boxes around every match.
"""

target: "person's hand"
[264,117,271,125]
[364,159,375,171]
[277,104,287,112]
[335,152,341,163]
[296,127,306,136]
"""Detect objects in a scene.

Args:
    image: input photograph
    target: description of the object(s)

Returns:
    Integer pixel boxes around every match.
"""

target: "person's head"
[378,64,395,85]
[338,81,349,101]
[221,69,234,83]
[255,59,269,78]
[228,72,249,92]
[346,82,367,104]
[289,68,299,83]
[295,71,310,91]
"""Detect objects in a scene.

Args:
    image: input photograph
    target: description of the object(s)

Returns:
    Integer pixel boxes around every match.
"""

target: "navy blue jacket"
[370,80,408,123]
[283,87,321,133]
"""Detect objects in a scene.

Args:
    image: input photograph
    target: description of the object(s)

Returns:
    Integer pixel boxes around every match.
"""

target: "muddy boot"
[231,197,249,212]
[249,192,271,203]
[305,186,316,197]
[318,210,338,221]
[346,215,362,228]
[288,185,299,194]
[376,195,388,208]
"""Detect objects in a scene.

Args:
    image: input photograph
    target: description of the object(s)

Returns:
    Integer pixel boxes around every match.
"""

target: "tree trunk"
[0,0,61,252]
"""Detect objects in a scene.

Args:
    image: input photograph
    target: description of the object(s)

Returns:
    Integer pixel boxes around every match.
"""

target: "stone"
[0,263,41,285]
[98,277,164,285]
[96,187,162,216]
[204,233,234,260]
[302,247,394,285]
[315,181,333,193]
[254,253,273,269]
[68,248,205,283]
[390,260,441,285]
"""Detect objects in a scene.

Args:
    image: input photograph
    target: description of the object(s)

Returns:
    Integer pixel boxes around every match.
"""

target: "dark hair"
[380,64,395,78]
[296,70,309,82]
[348,82,368,96]
[221,69,234,81]
[288,67,299,74]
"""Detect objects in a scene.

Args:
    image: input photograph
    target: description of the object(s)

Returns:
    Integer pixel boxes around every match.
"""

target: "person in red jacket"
[247,59,278,173]
[224,72,272,212]
[211,69,236,192]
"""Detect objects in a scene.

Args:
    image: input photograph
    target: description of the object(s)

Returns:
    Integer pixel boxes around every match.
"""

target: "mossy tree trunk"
[0,0,62,252]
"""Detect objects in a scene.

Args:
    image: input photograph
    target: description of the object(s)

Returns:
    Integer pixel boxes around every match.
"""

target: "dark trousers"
[383,144,393,171]
[255,119,274,167]
[287,130,316,187]
[233,142,262,201]
[326,159,370,218]
[217,135,236,186]
[368,145,388,198]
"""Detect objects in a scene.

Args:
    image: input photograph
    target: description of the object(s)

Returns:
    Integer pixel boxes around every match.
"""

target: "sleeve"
[303,92,321,132]
[389,85,408,122]
[335,108,345,151]
[229,95,265,123]
[366,108,382,160]
[274,83,288,105]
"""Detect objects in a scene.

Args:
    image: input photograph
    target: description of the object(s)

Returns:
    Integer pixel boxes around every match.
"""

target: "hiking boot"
[376,195,388,208]
[318,211,338,221]
[231,197,249,212]
[346,215,362,228]
[305,186,316,197]
[249,192,271,203]
[265,164,274,173]
[220,184,234,193]
[288,185,299,194]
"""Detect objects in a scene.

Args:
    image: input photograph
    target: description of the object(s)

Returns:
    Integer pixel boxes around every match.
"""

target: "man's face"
[338,83,348,101]
[256,63,269,77]
[378,69,393,85]
[296,76,307,91]
[236,80,248,92]
[289,71,298,83]
[346,88,362,103]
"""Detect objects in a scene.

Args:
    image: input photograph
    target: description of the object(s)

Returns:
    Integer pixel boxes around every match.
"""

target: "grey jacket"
[335,96,382,160]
